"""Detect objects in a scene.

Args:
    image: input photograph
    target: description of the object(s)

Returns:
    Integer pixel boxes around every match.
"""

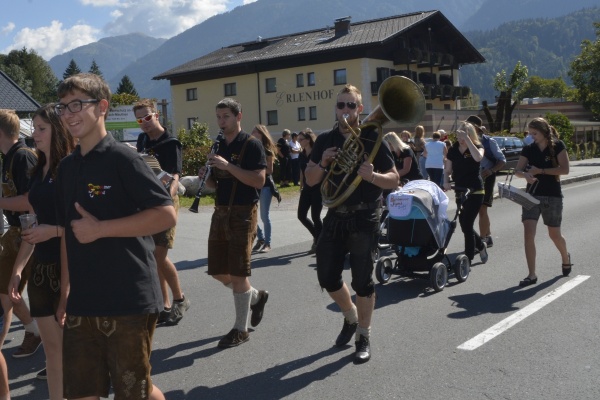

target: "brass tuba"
[321,76,426,208]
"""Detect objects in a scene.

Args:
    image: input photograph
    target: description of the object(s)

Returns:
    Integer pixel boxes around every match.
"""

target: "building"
[154,11,485,135]
[0,70,40,141]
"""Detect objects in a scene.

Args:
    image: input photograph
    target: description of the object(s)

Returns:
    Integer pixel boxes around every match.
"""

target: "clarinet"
[189,130,224,213]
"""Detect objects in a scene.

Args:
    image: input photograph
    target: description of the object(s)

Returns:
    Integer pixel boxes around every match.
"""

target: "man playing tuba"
[305,84,399,363]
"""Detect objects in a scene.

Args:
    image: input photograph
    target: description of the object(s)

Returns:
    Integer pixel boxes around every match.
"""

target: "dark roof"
[0,70,40,113]
[155,10,485,82]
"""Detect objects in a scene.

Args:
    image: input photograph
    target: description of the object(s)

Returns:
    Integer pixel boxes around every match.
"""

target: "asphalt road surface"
[5,175,600,399]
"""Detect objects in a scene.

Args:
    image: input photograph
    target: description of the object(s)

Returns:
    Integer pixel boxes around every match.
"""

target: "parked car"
[490,136,524,171]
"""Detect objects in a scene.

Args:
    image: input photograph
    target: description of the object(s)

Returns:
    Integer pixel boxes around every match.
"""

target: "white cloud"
[243,0,257,4]
[103,0,229,38]
[5,21,100,59]
[80,0,122,6]
[1,22,15,35]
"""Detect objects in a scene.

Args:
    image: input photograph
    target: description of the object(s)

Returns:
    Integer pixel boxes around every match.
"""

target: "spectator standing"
[277,129,292,187]
[297,129,322,254]
[251,124,277,254]
[423,131,447,188]
[135,99,190,326]
[443,122,488,264]
[383,132,423,182]
[198,98,269,348]
[305,84,398,364]
[0,110,42,359]
[413,125,428,180]
[290,132,302,186]
[514,117,572,287]
[9,103,75,399]
[54,73,174,399]
[465,115,506,248]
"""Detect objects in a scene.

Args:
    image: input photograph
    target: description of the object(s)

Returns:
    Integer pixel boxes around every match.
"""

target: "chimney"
[334,16,351,37]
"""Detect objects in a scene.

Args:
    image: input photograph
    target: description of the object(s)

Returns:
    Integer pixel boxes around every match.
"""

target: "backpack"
[481,134,497,164]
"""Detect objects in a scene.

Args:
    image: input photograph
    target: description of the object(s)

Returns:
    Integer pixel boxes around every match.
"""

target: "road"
[5,167,600,399]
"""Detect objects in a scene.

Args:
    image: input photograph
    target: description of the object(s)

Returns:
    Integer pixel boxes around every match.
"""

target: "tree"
[63,59,82,79]
[116,75,138,96]
[518,76,575,101]
[568,22,600,116]
[482,61,528,132]
[0,47,58,104]
[89,59,103,78]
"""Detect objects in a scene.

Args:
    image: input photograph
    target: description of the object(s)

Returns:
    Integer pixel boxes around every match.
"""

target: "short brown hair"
[132,99,156,114]
[0,109,20,139]
[57,73,111,117]
[337,84,362,105]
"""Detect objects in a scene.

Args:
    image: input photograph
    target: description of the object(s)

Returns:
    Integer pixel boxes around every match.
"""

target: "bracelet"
[318,161,328,172]
[370,173,376,184]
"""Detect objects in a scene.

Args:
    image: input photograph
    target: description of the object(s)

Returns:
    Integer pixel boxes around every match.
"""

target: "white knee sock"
[342,305,358,324]
[233,290,252,332]
[356,325,371,341]
[250,287,259,305]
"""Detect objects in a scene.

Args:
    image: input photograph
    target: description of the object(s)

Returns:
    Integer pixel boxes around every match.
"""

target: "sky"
[1,0,257,60]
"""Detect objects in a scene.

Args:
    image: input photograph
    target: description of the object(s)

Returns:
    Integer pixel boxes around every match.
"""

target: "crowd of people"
[0,73,573,398]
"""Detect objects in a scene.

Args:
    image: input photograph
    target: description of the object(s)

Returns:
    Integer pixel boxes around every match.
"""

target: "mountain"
[461,7,600,103]
[106,0,487,100]
[461,0,600,31]
[48,33,166,82]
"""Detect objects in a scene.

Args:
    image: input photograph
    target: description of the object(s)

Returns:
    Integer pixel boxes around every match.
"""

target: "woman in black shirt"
[514,117,572,287]
[383,131,423,183]
[444,122,488,264]
[297,129,322,254]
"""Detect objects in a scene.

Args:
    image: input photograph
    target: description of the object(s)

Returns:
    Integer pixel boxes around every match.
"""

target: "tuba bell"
[321,76,426,208]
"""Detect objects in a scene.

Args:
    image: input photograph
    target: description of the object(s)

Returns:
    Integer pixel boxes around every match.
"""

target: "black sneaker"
[354,335,371,364]
[218,329,249,348]
[250,290,269,327]
[252,240,265,252]
[479,242,489,264]
[165,297,191,326]
[157,308,171,325]
[335,318,358,347]
[484,236,494,248]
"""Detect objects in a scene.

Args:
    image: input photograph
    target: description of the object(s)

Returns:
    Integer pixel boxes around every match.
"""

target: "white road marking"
[458,275,590,351]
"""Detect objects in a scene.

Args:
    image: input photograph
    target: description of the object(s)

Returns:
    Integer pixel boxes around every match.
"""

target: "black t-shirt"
[136,130,182,175]
[447,142,484,191]
[396,147,423,181]
[277,137,291,158]
[213,132,266,206]
[2,140,37,227]
[521,140,566,197]
[310,125,394,206]
[28,170,60,264]
[55,134,173,316]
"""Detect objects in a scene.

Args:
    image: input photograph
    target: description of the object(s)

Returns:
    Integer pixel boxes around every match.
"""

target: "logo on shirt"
[88,183,111,198]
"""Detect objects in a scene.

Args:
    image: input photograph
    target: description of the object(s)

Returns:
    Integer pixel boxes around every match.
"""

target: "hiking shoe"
[335,318,358,347]
[157,308,171,325]
[12,332,42,358]
[36,368,47,380]
[250,290,269,327]
[165,296,190,326]
[218,329,249,348]
[479,242,489,264]
[258,244,271,253]
[484,236,494,248]
[252,240,265,252]
[354,335,371,364]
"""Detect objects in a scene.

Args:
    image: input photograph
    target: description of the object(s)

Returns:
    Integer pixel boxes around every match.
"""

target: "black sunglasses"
[336,101,358,110]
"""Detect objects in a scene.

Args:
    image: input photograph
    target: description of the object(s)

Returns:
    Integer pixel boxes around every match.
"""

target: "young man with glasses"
[134,99,190,326]
[54,73,175,400]
[305,84,398,364]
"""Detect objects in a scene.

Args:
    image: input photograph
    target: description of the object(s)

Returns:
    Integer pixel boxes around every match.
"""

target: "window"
[307,72,315,86]
[187,117,198,129]
[309,106,317,120]
[334,69,347,85]
[267,110,278,125]
[186,88,197,101]
[298,107,306,121]
[224,83,236,96]
[266,78,276,93]
[296,74,304,88]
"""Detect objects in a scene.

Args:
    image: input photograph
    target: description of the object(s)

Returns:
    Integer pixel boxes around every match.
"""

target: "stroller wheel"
[430,262,447,292]
[453,254,470,283]
[375,257,393,284]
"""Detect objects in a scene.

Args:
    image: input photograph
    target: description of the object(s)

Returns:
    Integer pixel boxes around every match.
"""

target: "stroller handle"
[451,186,471,195]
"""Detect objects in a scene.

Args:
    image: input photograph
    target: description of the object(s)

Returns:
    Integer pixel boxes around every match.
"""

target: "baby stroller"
[374,180,470,292]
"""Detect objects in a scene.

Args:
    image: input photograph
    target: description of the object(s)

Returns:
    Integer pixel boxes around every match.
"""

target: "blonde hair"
[384,132,410,153]
[457,122,481,145]
[0,109,20,139]
[414,125,425,139]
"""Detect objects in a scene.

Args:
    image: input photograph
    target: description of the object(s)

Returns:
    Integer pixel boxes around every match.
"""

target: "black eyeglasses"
[55,99,99,116]
[336,101,358,110]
